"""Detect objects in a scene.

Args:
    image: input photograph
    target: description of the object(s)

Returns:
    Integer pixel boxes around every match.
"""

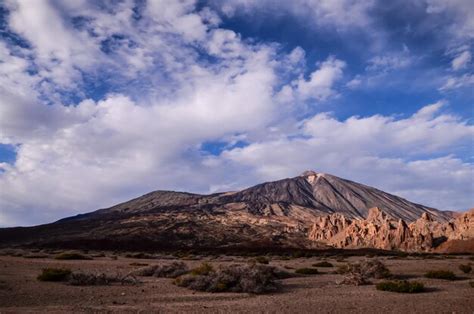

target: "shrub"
[174,264,280,294]
[458,264,472,274]
[312,261,333,267]
[54,253,92,260]
[37,268,72,282]
[254,256,270,264]
[124,252,153,259]
[338,259,391,286]
[336,264,350,274]
[376,280,425,293]
[468,256,474,261]
[295,268,319,275]
[130,262,149,267]
[69,272,138,286]
[191,262,213,276]
[424,270,457,280]
[23,254,49,259]
[131,262,189,278]
[469,281,474,288]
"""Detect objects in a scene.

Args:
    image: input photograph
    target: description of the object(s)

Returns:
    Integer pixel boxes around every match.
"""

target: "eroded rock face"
[308,207,473,252]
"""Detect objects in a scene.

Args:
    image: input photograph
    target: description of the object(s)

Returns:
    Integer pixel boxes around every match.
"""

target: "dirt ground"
[0,251,473,313]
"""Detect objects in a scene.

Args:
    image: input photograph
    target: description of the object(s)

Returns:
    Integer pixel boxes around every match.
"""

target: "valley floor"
[0,251,473,313]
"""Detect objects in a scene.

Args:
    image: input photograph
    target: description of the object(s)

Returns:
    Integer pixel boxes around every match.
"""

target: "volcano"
[1,171,471,252]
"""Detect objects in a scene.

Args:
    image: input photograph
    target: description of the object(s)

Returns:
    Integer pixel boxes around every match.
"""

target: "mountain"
[1,171,470,253]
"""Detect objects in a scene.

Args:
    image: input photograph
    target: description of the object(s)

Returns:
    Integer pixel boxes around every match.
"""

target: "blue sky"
[0,0,472,226]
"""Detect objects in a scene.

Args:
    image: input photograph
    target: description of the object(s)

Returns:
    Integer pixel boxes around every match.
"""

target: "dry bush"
[130,261,188,278]
[174,263,281,294]
[69,272,139,286]
[37,268,72,282]
[338,259,391,286]
[458,264,472,274]
[376,280,424,293]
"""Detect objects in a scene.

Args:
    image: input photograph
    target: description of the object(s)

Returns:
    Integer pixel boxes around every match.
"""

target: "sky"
[0,0,473,227]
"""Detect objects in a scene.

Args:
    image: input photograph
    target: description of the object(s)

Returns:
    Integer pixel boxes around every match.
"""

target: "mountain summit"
[1,171,470,252]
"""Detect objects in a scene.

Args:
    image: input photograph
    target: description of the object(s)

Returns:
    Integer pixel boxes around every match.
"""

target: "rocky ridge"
[309,207,473,252]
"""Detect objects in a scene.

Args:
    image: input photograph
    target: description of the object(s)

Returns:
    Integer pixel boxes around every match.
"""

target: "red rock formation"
[308,207,473,252]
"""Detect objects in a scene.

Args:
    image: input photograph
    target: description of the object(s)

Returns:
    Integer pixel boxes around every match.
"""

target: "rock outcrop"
[308,207,473,252]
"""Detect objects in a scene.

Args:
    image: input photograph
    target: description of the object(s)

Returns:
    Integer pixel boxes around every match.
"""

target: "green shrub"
[458,264,472,274]
[376,280,425,293]
[424,270,457,280]
[254,256,270,264]
[312,261,333,267]
[336,264,350,274]
[295,268,319,275]
[54,253,92,260]
[37,268,72,282]
[191,263,214,276]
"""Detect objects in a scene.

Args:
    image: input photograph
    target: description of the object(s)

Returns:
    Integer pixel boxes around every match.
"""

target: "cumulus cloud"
[0,0,472,227]
[218,0,375,29]
[218,103,473,211]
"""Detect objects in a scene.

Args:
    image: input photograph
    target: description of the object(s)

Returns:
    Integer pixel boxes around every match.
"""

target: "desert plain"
[0,250,473,313]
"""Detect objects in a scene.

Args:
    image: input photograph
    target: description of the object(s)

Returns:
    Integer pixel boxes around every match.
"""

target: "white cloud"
[0,0,472,227]
[439,73,474,91]
[451,50,471,70]
[218,0,375,29]
[218,103,474,211]
[276,56,346,105]
[425,0,474,41]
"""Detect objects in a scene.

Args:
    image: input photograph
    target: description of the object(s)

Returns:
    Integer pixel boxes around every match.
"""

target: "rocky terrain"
[0,171,471,253]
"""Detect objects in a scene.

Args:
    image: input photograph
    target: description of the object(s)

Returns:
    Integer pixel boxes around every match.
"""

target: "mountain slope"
[0,171,458,251]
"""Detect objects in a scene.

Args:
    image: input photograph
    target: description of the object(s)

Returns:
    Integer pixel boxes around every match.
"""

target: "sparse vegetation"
[312,261,333,267]
[376,280,425,293]
[468,256,474,261]
[338,259,391,286]
[131,261,189,278]
[37,268,72,282]
[295,268,319,275]
[253,256,270,264]
[68,272,138,286]
[23,254,49,259]
[469,281,474,288]
[54,252,92,260]
[191,262,213,276]
[130,262,149,267]
[424,270,457,280]
[124,252,153,259]
[458,264,472,274]
[174,263,280,294]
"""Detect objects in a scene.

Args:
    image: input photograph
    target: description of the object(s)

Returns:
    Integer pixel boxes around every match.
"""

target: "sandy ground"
[0,252,473,313]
